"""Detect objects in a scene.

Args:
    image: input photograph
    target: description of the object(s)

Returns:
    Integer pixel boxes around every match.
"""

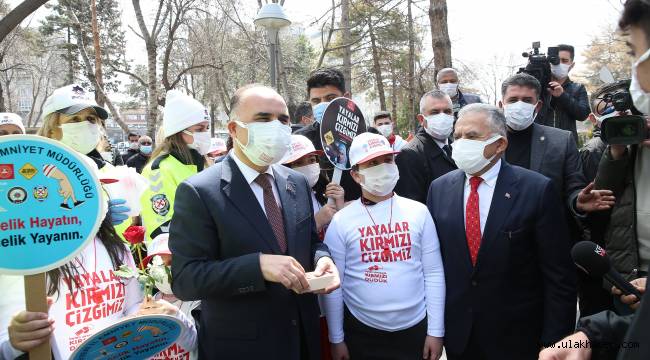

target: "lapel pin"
[505,193,511,199]
[540,136,545,142]
[286,182,296,195]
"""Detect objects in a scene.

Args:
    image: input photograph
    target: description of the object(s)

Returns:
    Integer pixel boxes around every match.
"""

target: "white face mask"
[313,102,329,124]
[183,130,211,155]
[551,63,571,79]
[358,162,400,197]
[235,120,291,167]
[630,48,650,115]
[424,113,454,140]
[100,151,114,163]
[439,83,458,97]
[451,135,502,175]
[293,163,320,188]
[60,121,101,154]
[154,266,173,295]
[504,101,537,131]
[377,124,393,138]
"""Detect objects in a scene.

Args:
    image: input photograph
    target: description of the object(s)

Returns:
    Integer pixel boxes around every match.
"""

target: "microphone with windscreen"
[571,241,643,299]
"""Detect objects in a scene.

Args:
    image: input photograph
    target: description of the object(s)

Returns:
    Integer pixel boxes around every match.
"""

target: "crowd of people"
[0,0,649,359]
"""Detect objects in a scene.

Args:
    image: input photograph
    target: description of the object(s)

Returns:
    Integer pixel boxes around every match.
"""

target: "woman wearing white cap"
[0,112,25,135]
[282,134,345,233]
[322,132,445,360]
[140,89,211,245]
[1,85,195,360]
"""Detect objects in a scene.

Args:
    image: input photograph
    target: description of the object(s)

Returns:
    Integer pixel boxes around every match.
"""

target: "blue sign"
[0,135,105,275]
[70,315,183,360]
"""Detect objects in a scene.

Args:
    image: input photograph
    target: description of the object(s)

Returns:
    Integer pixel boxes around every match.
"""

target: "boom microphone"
[571,241,643,299]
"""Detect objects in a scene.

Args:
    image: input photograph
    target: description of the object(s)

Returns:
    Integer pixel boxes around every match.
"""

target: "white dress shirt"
[433,138,448,150]
[231,151,282,214]
[462,159,501,235]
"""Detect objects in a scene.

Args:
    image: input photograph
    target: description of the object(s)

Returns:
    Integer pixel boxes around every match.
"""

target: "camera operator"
[537,44,591,145]
[539,2,650,359]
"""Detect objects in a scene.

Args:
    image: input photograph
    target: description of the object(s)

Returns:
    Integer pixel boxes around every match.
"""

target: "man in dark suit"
[427,103,577,359]
[169,84,340,360]
[395,90,457,203]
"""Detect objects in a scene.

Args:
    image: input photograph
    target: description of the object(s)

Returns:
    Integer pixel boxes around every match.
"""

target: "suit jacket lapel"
[272,167,298,255]
[450,170,473,272]
[475,162,519,272]
[530,124,546,172]
[221,156,282,254]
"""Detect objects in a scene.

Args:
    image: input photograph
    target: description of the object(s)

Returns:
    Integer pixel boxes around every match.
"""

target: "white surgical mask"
[235,120,291,167]
[358,162,400,197]
[424,113,454,140]
[60,121,101,154]
[313,102,329,124]
[451,135,502,175]
[439,83,458,97]
[183,130,211,155]
[504,101,537,131]
[377,124,393,138]
[551,63,571,79]
[293,163,320,188]
[100,151,114,163]
[630,48,650,115]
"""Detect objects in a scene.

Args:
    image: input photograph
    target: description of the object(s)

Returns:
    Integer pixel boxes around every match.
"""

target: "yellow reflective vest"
[140,152,203,243]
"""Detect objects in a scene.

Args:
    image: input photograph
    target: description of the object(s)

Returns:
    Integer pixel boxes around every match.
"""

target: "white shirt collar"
[465,159,501,188]
[231,150,274,185]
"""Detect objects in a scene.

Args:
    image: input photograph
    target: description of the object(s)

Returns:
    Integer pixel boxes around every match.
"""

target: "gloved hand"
[108,198,130,225]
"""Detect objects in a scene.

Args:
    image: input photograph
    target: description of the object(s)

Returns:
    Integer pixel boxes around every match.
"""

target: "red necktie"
[255,174,288,253]
[466,176,483,266]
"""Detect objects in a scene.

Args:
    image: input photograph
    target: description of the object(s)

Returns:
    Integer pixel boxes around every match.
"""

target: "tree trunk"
[0,0,49,44]
[391,64,397,123]
[66,26,74,83]
[407,0,416,130]
[429,0,452,74]
[340,0,352,94]
[277,39,294,109]
[145,44,159,137]
[90,0,105,106]
[0,81,4,112]
[367,15,385,110]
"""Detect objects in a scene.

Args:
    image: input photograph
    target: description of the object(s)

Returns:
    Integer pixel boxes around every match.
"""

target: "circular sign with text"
[70,315,183,360]
[319,97,367,170]
[0,135,105,275]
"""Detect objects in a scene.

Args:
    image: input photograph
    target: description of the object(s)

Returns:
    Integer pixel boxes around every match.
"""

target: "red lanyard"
[362,196,394,230]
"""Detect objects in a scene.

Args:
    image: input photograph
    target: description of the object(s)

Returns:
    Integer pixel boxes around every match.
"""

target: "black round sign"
[319,97,367,170]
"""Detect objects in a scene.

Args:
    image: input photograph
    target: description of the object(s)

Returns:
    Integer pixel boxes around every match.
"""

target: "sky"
[9,0,626,102]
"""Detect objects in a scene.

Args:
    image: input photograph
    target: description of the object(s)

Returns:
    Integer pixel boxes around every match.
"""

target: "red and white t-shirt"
[322,195,445,343]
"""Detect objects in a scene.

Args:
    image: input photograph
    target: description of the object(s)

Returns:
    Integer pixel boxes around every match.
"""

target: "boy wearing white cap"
[140,89,211,244]
[322,132,445,360]
[282,134,345,232]
[0,113,25,135]
[206,137,228,164]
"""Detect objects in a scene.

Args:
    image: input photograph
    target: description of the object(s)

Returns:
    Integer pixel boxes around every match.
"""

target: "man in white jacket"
[323,132,445,360]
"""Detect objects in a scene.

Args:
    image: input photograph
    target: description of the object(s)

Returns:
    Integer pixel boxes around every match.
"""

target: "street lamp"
[254,3,291,89]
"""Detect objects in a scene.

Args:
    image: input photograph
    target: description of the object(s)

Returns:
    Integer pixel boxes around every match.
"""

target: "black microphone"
[571,241,643,299]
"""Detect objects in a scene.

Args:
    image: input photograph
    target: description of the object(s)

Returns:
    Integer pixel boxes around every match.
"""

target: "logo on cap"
[594,245,606,257]
[72,85,85,95]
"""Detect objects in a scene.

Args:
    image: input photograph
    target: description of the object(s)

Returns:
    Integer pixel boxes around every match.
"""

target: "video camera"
[519,42,560,90]
[594,80,648,144]
[517,42,560,120]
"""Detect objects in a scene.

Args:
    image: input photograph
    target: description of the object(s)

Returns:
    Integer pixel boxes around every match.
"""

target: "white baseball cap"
[208,137,227,154]
[42,84,108,120]
[142,233,171,267]
[349,132,399,166]
[162,90,210,138]
[281,134,324,164]
[0,113,25,133]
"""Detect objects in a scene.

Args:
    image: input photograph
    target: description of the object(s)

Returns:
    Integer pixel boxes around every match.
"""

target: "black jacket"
[121,148,139,163]
[394,128,456,204]
[295,122,361,201]
[576,276,650,360]
[537,78,590,145]
[126,152,150,174]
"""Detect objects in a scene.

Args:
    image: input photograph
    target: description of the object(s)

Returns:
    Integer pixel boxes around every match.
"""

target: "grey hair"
[419,89,453,114]
[458,103,507,137]
[436,68,458,83]
[501,73,541,99]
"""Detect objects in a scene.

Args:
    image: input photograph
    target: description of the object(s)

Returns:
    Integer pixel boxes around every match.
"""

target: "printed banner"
[70,315,183,360]
[0,135,105,275]
[320,97,367,170]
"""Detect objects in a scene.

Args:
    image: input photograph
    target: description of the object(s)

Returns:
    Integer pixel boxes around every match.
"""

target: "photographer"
[537,44,590,145]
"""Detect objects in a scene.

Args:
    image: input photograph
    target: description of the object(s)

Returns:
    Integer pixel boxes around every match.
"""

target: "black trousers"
[343,306,427,360]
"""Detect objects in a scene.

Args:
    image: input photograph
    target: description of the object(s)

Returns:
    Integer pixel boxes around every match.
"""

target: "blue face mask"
[312,102,329,123]
[140,145,153,155]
